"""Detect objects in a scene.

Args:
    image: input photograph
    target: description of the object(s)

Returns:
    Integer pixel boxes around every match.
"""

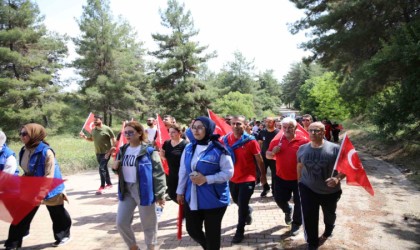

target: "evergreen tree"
[0,0,68,134]
[216,51,258,95]
[150,0,214,123]
[73,0,148,125]
[255,70,281,116]
[289,0,419,134]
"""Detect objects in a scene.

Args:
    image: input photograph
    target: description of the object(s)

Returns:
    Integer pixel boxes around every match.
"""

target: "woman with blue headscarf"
[176,116,234,250]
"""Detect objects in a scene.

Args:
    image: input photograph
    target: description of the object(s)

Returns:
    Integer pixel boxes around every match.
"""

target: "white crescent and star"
[347,149,362,170]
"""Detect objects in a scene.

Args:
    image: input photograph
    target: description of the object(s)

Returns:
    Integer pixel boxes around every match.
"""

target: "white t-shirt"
[122,145,141,183]
[146,127,157,143]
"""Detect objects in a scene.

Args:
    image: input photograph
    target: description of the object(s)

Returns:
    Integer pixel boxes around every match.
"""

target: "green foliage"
[299,72,350,121]
[73,0,148,126]
[280,62,324,109]
[0,0,69,135]
[289,0,419,136]
[150,0,214,123]
[8,134,99,174]
[212,91,256,119]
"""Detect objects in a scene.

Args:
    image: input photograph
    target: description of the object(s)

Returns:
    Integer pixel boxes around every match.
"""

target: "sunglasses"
[19,132,28,137]
[124,131,136,136]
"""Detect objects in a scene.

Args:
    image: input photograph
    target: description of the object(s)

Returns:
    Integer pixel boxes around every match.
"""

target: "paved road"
[1,152,419,249]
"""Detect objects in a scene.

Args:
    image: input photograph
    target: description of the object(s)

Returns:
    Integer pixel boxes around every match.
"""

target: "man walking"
[80,114,116,195]
[145,117,157,144]
[256,117,279,197]
[266,117,309,235]
[222,115,267,244]
[297,121,346,249]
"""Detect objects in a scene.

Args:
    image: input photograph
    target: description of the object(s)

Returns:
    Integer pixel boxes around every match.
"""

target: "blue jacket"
[184,142,230,209]
[0,144,19,175]
[19,142,65,200]
[117,143,166,206]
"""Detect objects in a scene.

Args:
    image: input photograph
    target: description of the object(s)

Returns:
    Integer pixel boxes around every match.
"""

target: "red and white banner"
[334,133,374,196]
[81,112,95,134]
[207,109,232,136]
[155,114,170,175]
[0,172,64,225]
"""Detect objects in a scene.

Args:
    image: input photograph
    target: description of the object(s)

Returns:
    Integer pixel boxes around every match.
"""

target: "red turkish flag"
[155,114,170,175]
[0,172,65,225]
[207,109,232,136]
[335,133,374,196]
[296,123,309,140]
[113,121,128,160]
[81,112,95,134]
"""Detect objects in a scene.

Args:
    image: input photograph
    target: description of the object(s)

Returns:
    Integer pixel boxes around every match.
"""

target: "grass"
[8,134,102,175]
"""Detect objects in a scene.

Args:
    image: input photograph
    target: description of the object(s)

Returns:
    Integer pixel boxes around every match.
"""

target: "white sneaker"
[52,237,71,247]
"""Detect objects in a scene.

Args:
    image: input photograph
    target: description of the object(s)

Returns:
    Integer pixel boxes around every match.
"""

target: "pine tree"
[0,0,68,133]
[73,0,148,125]
[150,0,214,123]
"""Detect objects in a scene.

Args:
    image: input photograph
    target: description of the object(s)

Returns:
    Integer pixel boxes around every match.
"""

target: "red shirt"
[225,133,261,183]
[268,136,309,180]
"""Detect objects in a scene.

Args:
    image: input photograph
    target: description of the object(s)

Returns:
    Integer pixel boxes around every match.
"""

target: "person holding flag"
[266,117,309,236]
[5,123,72,249]
[297,122,346,250]
[79,114,116,195]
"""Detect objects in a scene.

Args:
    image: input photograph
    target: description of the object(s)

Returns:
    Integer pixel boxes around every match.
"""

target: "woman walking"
[5,123,71,249]
[176,116,234,250]
[160,123,187,202]
[113,121,166,250]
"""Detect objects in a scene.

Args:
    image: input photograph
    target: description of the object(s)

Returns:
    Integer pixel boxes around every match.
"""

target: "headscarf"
[192,116,229,155]
[193,116,219,145]
[22,123,48,148]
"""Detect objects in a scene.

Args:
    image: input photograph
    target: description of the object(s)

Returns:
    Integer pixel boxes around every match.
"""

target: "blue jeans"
[96,154,112,187]
[229,181,255,234]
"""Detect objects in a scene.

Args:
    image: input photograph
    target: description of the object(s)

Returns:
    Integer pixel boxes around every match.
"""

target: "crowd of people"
[0,112,345,250]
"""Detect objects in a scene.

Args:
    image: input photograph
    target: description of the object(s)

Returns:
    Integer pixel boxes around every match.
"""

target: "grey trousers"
[116,182,158,249]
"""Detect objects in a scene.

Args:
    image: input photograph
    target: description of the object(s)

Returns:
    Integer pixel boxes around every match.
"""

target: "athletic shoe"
[231,233,244,244]
[285,212,292,225]
[96,186,105,195]
[52,237,71,247]
[105,184,113,189]
[290,223,300,236]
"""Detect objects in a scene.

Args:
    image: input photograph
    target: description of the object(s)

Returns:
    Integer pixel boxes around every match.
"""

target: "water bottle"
[156,206,163,220]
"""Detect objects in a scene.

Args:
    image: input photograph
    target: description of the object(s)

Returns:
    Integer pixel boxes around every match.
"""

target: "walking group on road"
[1,112,346,250]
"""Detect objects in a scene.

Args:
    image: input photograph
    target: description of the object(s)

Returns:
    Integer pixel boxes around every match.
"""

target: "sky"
[35,0,309,83]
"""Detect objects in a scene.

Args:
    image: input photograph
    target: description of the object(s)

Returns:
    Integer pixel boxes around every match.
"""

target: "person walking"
[0,131,18,175]
[256,117,279,197]
[297,122,346,249]
[176,116,234,250]
[5,123,72,249]
[160,123,187,202]
[222,115,266,244]
[79,114,116,195]
[112,121,166,250]
[266,117,309,236]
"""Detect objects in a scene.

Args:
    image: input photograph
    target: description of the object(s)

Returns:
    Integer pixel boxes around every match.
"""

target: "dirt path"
[0,151,419,249]
[300,151,420,250]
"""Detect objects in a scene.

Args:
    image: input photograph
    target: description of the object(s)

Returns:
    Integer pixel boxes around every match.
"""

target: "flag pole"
[80,112,92,134]
[331,132,346,177]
